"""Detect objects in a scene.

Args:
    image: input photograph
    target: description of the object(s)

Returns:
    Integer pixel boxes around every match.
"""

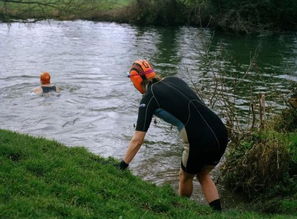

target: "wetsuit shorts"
[136,77,228,174]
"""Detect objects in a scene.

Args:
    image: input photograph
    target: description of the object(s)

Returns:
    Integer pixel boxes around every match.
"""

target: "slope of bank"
[0,129,288,218]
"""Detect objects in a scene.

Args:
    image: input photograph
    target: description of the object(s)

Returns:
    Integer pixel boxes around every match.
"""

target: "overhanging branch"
[0,0,62,9]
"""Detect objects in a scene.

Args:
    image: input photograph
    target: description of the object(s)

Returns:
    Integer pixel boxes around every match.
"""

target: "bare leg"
[197,165,219,203]
[178,169,195,197]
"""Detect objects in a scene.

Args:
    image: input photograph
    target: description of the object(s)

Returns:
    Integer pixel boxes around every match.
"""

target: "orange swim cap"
[40,72,51,85]
[128,60,156,94]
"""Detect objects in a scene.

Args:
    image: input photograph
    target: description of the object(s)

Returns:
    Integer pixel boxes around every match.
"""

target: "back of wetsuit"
[136,77,225,135]
[156,77,226,144]
[135,77,228,172]
[42,86,57,93]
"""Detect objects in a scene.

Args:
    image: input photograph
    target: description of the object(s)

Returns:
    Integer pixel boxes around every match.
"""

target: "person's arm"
[120,92,155,169]
[33,87,42,95]
[123,131,146,165]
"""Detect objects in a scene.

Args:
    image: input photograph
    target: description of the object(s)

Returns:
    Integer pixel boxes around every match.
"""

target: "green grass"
[0,0,133,21]
[0,129,291,218]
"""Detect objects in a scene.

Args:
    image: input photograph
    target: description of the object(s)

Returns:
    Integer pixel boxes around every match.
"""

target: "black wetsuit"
[136,77,228,174]
[42,85,57,93]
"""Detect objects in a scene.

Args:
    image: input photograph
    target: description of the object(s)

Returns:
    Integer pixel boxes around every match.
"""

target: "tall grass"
[220,108,297,215]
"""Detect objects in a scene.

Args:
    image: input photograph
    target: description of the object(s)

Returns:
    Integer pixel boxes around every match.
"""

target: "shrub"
[180,0,297,31]
[221,133,292,198]
[272,107,297,132]
[119,0,187,25]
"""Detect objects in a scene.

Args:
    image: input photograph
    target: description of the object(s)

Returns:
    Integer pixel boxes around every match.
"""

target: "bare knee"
[179,169,195,197]
[197,166,215,183]
[179,169,194,182]
[197,173,211,186]
[196,168,220,203]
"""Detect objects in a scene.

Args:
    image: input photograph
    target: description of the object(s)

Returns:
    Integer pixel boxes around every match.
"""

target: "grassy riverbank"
[0,128,292,218]
[0,0,131,21]
[1,0,297,32]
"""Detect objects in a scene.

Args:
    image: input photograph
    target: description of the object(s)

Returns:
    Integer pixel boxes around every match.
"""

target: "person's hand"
[119,160,129,170]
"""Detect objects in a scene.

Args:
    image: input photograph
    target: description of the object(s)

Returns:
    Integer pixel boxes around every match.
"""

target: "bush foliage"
[178,0,297,31]
[221,106,297,215]
[273,108,297,132]
[221,133,293,195]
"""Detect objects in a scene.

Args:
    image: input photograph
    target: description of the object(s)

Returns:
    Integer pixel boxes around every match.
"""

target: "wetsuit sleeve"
[136,93,158,132]
[154,108,184,131]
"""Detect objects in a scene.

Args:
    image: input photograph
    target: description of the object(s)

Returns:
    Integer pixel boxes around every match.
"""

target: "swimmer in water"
[33,72,60,95]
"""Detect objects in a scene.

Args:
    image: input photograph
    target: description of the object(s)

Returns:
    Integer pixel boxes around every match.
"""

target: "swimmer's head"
[40,72,51,85]
[128,60,156,94]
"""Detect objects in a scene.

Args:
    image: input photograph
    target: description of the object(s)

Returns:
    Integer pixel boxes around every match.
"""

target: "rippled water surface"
[1,20,296,203]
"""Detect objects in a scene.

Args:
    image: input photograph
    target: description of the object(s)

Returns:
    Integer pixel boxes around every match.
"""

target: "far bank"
[1,0,297,33]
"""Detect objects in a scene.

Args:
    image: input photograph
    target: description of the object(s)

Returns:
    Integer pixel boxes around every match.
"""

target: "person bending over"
[120,60,228,211]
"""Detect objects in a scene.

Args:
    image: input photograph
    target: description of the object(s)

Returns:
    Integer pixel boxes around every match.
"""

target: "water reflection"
[152,27,181,76]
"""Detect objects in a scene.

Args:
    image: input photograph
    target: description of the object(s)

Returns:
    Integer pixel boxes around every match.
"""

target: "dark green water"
[0,21,296,204]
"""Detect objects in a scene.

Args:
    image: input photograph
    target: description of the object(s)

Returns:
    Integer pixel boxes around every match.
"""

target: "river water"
[0,20,296,204]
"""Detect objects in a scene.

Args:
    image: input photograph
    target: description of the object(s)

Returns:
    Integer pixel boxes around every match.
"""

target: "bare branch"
[0,0,59,8]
